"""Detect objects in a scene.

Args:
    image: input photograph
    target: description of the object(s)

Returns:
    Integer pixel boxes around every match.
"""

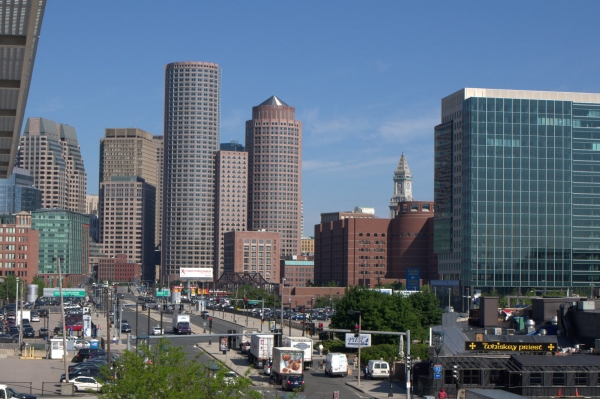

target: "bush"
[360,344,400,365]
[410,343,429,360]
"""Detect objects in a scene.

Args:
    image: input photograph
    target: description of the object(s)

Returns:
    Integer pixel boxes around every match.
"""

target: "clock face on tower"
[397,183,402,193]
[407,183,411,190]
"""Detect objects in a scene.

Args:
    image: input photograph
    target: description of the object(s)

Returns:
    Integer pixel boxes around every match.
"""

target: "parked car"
[71,376,103,392]
[74,348,105,363]
[223,371,238,386]
[60,366,102,382]
[22,326,35,338]
[0,333,17,343]
[30,313,40,322]
[38,328,48,338]
[74,339,90,350]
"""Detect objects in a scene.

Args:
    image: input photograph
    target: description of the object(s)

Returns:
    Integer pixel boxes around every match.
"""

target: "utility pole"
[106,288,111,369]
[53,257,69,384]
[280,278,285,330]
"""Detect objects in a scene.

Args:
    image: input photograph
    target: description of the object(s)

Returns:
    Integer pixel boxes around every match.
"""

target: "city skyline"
[21,1,600,235]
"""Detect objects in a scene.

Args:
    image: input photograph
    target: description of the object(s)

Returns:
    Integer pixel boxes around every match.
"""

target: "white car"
[223,371,238,385]
[152,326,163,335]
[71,376,103,392]
[74,339,90,350]
[30,314,40,322]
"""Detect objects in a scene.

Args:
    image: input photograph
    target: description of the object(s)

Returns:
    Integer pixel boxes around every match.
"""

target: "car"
[60,366,102,382]
[74,348,105,363]
[22,327,35,338]
[38,328,48,338]
[8,326,19,337]
[74,339,90,350]
[152,326,163,335]
[0,384,37,398]
[240,342,251,354]
[37,309,49,318]
[201,310,210,318]
[282,375,304,391]
[223,371,238,386]
[71,376,103,392]
[30,313,40,322]
[263,360,272,375]
[0,333,17,343]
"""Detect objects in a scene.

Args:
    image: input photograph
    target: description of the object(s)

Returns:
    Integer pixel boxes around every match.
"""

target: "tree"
[31,275,46,297]
[0,275,17,304]
[406,290,443,328]
[99,340,261,399]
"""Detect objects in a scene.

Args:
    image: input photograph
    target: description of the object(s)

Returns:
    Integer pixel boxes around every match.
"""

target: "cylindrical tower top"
[252,95,295,120]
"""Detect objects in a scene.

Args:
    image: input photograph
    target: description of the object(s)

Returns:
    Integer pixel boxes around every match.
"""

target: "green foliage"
[321,339,349,353]
[330,286,430,342]
[410,343,429,360]
[326,280,339,287]
[360,344,401,364]
[406,291,443,328]
[99,340,261,399]
[31,275,46,297]
[231,283,280,308]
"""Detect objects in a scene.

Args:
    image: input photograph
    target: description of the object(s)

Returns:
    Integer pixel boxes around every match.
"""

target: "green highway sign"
[43,288,85,298]
[156,289,169,297]
[248,300,260,305]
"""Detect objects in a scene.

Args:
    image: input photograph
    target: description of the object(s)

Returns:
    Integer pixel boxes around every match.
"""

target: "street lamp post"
[53,257,69,385]
[280,278,285,331]
[348,310,362,387]
[433,331,445,399]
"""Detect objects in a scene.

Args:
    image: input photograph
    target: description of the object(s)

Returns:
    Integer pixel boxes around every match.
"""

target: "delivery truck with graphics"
[248,333,274,368]
[270,347,304,384]
[172,313,191,334]
[282,336,313,369]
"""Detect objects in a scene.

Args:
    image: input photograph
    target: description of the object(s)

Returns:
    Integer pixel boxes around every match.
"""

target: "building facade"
[434,88,600,290]
[0,168,41,214]
[99,128,162,247]
[0,0,46,179]
[315,202,436,287]
[245,96,302,258]
[223,230,280,282]
[99,176,156,282]
[98,254,141,283]
[280,258,314,288]
[389,153,414,218]
[0,212,39,284]
[320,207,375,224]
[214,149,248,279]
[18,117,87,213]
[86,194,98,215]
[162,61,221,282]
[301,236,314,255]
[32,208,90,287]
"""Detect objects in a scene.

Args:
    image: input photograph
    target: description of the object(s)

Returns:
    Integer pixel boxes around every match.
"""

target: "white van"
[367,360,390,379]
[325,353,348,377]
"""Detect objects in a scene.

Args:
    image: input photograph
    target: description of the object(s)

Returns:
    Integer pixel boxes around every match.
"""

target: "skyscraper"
[0,0,46,179]
[389,153,413,218]
[18,117,87,213]
[99,128,162,247]
[434,88,600,290]
[162,61,221,281]
[214,148,248,279]
[0,167,41,214]
[245,96,302,258]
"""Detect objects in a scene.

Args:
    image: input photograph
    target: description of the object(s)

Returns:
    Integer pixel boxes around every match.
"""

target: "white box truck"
[271,347,304,384]
[283,336,313,369]
[16,309,30,326]
[248,333,274,368]
[172,313,191,334]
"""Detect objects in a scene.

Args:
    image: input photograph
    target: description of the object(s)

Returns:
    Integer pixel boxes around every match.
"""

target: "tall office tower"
[162,61,221,281]
[18,117,87,212]
[389,153,413,218]
[0,0,46,179]
[0,167,41,213]
[153,135,164,247]
[99,128,162,246]
[434,88,600,291]
[99,176,156,282]
[245,96,302,258]
[86,194,99,215]
[214,149,248,279]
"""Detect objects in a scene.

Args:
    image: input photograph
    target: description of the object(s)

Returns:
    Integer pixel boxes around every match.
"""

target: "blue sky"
[24,1,600,235]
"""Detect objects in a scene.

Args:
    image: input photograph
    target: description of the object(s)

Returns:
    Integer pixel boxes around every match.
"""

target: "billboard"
[344,333,372,348]
[179,268,213,280]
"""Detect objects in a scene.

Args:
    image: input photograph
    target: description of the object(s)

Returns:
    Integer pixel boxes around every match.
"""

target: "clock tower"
[389,153,413,218]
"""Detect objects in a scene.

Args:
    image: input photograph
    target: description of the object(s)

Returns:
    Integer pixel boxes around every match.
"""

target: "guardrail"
[0,381,33,395]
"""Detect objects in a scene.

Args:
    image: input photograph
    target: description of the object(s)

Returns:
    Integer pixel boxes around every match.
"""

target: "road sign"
[433,364,442,373]
[434,373,442,380]
[406,268,420,291]
[155,289,169,297]
[43,288,85,297]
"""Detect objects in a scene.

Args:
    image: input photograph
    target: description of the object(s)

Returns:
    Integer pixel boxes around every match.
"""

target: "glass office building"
[434,88,600,289]
[0,168,41,214]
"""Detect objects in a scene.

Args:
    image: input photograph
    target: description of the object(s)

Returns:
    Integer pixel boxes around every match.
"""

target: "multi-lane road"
[114,289,368,399]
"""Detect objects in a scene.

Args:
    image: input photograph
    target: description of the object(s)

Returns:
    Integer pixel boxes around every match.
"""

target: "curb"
[344,381,368,394]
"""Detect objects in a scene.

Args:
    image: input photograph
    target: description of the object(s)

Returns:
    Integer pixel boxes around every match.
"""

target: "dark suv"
[282,375,304,391]
[74,348,105,363]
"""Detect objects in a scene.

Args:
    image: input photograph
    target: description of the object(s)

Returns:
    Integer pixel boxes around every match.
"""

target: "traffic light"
[406,354,412,371]
[309,323,316,336]
[452,365,459,382]
[354,324,360,337]
[318,323,324,332]
[209,317,213,328]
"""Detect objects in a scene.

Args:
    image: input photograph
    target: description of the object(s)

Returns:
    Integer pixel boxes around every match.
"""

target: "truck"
[16,309,31,326]
[172,313,191,334]
[270,347,304,384]
[282,336,313,369]
[248,333,274,368]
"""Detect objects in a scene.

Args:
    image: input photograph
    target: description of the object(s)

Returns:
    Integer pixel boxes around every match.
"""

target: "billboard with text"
[179,268,213,280]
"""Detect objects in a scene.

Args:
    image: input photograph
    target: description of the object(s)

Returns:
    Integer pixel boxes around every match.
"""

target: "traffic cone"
[576,389,579,397]
[558,388,563,397]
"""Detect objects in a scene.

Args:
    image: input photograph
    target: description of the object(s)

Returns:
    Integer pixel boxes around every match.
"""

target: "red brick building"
[98,254,141,283]
[314,201,437,288]
[0,212,39,283]
[223,230,280,283]
[280,255,314,288]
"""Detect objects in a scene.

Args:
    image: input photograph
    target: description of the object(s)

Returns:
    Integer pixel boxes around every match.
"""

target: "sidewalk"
[344,377,409,399]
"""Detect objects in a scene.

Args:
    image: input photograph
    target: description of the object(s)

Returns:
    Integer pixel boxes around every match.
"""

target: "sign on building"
[179,268,213,280]
[465,341,557,352]
[43,288,86,298]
